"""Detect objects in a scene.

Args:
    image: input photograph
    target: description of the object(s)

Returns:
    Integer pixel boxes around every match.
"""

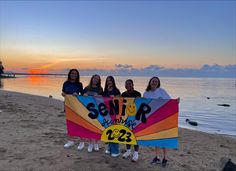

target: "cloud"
[200,64,236,72]
[143,65,164,71]
[115,64,133,69]
[200,64,222,71]
[73,64,235,78]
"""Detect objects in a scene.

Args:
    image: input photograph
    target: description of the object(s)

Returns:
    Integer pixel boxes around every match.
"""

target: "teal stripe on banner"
[125,98,152,127]
[77,96,108,128]
[137,138,178,148]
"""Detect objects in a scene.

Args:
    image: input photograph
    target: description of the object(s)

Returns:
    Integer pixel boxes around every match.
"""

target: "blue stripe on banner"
[77,96,93,105]
[137,138,178,148]
[125,98,152,125]
[134,97,152,110]
[77,96,108,128]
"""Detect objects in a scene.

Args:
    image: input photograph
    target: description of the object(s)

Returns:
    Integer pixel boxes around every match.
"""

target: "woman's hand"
[177,97,180,103]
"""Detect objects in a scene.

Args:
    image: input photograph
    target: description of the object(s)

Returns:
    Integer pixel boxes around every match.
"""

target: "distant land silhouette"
[13,73,66,76]
[4,64,236,78]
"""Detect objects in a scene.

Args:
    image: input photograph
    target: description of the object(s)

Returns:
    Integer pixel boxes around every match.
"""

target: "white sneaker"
[111,153,120,157]
[94,143,99,151]
[64,141,74,148]
[105,149,110,154]
[77,142,84,150]
[122,149,131,159]
[88,144,93,152]
[132,151,139,162]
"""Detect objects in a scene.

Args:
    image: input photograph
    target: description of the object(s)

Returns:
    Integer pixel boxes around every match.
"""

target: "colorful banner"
[65,96,179,148]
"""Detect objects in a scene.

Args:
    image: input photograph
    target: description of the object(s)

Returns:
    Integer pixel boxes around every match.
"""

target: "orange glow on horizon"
[26,69,49,74]
[28,76,44,85]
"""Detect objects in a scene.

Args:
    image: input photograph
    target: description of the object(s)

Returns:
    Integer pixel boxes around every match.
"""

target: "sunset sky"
[0,1,235,74]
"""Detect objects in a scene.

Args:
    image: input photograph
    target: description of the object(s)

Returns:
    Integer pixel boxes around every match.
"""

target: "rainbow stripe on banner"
[65,96,179,148]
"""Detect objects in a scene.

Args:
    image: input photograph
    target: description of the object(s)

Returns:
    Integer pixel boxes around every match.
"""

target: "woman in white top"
[143,76,170,167]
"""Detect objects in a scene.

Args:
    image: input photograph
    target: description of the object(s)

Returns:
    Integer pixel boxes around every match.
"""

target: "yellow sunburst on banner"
[101,125,137,145]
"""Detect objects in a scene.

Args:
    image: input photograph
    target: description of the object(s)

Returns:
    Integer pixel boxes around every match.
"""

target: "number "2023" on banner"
[101,125,137,145]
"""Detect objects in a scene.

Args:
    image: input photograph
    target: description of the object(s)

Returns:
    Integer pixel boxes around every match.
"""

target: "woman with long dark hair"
[78,74,103,152]
[62,69,83,148]
[144,76,171,167]
[103,76,121,157]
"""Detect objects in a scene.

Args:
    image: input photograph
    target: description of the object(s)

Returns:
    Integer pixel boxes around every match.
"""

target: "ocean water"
[1,76,235,136]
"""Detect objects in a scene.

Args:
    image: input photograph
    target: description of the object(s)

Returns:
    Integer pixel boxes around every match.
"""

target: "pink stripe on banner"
[132,100,178,133]
[66,120,101,140]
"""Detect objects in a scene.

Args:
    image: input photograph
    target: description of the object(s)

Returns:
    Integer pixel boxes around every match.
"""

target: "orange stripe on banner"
[134,113,178,137]
[65,106,102,134]
[65,96,105,131]
[136,127,178,140]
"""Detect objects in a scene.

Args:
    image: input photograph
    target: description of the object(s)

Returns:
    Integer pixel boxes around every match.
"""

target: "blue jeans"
[108,142,119,154]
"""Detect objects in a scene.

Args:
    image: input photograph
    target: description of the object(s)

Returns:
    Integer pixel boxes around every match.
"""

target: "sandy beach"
[0,90,235,171]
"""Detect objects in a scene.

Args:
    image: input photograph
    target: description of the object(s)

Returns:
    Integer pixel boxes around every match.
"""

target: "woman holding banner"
[122,79,141,162]
[103,76,121,157]
[143,76,171,167]
[79,74,103,152]
[62,69,84,149]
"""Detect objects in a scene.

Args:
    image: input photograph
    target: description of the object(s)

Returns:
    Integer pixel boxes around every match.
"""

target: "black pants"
[126,144,139,151]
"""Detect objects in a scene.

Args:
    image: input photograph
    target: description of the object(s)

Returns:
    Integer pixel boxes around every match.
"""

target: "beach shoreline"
[0,90,236,171]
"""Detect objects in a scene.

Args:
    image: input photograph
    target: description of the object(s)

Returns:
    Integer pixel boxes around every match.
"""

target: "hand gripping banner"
[65,96,179,148]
